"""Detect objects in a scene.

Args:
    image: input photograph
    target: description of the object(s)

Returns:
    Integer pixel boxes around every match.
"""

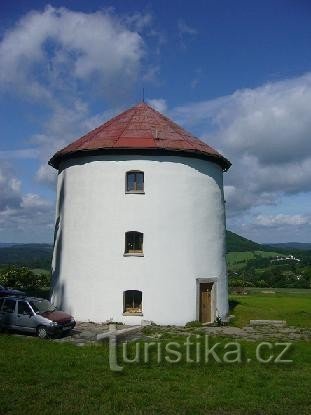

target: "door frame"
[196,278,217,323]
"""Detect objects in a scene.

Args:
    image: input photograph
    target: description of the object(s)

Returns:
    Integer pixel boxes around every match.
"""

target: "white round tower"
[49,103,231,325]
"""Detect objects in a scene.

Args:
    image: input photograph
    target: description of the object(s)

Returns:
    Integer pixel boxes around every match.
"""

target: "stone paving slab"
[201,325,311,341]
[249,320,286,326]
[96,325,142,341]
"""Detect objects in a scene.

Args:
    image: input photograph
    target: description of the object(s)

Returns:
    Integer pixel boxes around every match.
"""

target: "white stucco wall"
[51,154,228,325]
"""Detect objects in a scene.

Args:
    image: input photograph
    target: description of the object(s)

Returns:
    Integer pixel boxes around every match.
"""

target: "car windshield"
[29,300,56,314]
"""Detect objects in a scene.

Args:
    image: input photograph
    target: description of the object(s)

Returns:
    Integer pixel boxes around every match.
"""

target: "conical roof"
[49,102,231,170]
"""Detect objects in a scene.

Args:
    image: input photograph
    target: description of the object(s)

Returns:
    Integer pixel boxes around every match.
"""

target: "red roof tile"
[49,102,231,170]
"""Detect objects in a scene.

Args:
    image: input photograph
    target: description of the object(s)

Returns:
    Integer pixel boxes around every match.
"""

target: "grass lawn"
[230,289,311,327]
[0,335,310,415]
[227,251,280,270]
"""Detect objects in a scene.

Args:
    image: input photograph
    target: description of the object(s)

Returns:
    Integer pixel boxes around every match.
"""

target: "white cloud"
[0,162,21,210]
[147,98,167,113]
[123,12,153,32]
[0,161,53,239]
[20,193,51,209]
[35,164,56,186]
[255,214,311,227]
[142,65,161,83]
[178,19,197,37]
[0,6,153,188]
[177,19,197,49]
[172,73,311,215]
[0,6,147,103]
[33,102,122,186]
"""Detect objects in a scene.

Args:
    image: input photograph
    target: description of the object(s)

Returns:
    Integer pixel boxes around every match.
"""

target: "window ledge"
[123,312,143,316]
[125,191,145,194]
[123,253,144,257]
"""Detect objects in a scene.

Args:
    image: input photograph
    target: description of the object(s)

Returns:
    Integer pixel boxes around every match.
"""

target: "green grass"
[0,335,310,415]
[1,290,310,414]
[230,290,311,327]
[227,250,280,270]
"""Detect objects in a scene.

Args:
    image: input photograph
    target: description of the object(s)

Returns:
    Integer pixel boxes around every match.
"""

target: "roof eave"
[48,148,231,171]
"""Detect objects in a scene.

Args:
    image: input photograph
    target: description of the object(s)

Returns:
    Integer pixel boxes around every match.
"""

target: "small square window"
[126,171,144,193]
[123,290,142,314]
[125,231,143,254]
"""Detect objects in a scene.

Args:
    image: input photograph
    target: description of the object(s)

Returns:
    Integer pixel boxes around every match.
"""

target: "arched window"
[125,231,143,255]
[123,290,142,314]
[126,171,144,193]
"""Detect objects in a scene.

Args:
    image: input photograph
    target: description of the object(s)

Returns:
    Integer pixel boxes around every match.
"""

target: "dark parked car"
[0,296,76,338]
[0,285,25,297]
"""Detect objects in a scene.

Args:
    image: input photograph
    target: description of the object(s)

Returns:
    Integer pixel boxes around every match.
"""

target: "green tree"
[0,266,49,289]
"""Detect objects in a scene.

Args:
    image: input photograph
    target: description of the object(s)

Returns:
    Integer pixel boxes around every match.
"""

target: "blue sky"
[0,0,311,243]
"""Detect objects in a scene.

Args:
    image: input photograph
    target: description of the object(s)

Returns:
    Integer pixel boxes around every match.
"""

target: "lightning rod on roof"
[142,87,145,103]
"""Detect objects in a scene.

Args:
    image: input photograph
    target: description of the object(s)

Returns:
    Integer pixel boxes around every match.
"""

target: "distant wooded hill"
[266,242,311,251]
[0,231,309,269]
[0,244,53,269]
[226,230,265,252]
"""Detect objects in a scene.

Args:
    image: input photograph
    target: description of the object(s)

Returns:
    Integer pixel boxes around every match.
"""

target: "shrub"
[214,315,223,326]
[256,279,269,288]
[0,266,50,290]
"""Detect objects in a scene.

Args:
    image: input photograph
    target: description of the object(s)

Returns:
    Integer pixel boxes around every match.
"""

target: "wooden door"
[200,284,212,323]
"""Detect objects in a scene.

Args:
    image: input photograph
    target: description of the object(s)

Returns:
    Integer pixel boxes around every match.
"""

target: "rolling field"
[226,250,281,270]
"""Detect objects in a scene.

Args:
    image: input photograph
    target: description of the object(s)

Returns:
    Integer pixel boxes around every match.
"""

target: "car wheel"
[36,326,49,339]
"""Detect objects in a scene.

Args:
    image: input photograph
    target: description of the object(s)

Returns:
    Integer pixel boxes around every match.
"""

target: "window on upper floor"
[126,171,144,193]
[123,290,142,314]
[124,231,143,255]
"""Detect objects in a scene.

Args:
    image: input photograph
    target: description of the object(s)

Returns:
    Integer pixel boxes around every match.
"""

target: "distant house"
[49,102,231,325]
[271,254,301,263]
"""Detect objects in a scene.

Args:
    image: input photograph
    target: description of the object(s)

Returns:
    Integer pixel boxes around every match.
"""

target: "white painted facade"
[51,154,228,325]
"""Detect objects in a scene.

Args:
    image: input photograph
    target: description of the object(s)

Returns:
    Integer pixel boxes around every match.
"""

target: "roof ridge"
[113,103,153,146]
[146,104,215,152]
[53,105,134,155]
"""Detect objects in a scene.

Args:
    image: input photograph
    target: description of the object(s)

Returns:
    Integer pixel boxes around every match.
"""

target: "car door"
[1,298,17,328]
[16,300,36,333]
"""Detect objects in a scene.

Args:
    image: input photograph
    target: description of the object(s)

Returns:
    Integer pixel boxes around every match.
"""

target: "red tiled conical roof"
[49,102,231,170]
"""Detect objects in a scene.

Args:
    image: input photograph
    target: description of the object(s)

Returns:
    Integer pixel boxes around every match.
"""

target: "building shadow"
[50,173,66,311]
[228,299,240,313]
